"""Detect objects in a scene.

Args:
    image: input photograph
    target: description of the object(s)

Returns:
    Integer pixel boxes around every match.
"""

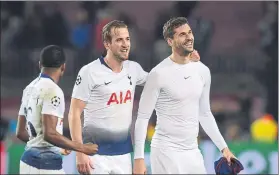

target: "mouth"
[120,49,129,53]
[184,40,193,47]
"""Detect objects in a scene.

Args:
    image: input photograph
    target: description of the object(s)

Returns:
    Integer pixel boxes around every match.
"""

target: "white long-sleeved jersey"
[134,58,227,159]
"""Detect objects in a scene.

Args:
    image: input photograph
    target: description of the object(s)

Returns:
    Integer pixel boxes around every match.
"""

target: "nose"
[186,34,193,40]
[122,40,129,48]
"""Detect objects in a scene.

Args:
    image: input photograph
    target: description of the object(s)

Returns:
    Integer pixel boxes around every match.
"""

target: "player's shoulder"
[42,79,64,97]
[23,77,39,90]
[22,77,39,97]
[51,82,64,95]
[79,59,100,73]
[146,58,169,80]
[150,57,172,73]
[192,61,210,74]
[123,60,142,69]
[23,78,64,101]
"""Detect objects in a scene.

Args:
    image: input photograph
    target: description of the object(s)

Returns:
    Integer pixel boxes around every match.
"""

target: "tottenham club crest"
[76,75,82,85]
[51,96,61,107]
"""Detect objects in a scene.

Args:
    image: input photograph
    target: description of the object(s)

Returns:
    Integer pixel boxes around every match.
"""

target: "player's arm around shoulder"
[190,49,201,62]
[129,61,148,86]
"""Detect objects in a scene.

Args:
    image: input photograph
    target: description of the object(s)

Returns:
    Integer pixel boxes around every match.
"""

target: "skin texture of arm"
[68,98,86,145]
[16,115,29,143]
[42,114,85,153]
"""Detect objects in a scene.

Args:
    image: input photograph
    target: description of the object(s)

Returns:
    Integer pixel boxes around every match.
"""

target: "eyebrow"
[116,37,130,40]
[178,30,192,35]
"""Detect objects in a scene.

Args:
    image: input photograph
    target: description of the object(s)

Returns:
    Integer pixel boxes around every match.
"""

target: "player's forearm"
[68,110,83,143]
[199,113,227,151]
[44,131,84,153]
[16,130,29,143]
[134,117,149,159]
[16,115,29,143]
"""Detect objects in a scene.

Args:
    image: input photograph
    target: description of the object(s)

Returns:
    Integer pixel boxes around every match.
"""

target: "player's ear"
[62,63,66,72]
[104,41,110,50]
[38,61,42,70]
[167,38,173,47]
[60,63,66,76]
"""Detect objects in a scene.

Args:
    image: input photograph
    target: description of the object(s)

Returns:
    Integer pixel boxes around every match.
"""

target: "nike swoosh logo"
[184,76,190,80]
[104,81,112,85]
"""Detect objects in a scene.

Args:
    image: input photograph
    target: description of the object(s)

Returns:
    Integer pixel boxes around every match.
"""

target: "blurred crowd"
[1,1,278,145]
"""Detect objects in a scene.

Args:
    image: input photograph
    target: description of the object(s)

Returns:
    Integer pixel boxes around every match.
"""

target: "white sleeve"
[135,62,148,86]
[199,67,227,152]
[18,89,26,116]
[41,87,65,119]
[134,70,160,159]
[72,66,93,102]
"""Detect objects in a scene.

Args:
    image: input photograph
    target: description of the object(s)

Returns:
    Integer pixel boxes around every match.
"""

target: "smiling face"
[163,17,194,56]
[102,20,130,62]
[171,23,194,56]
[106,27,130,61]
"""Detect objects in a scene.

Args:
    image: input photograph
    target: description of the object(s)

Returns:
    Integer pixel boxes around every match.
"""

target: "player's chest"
[92,71,136,103]
[161,69,204,100]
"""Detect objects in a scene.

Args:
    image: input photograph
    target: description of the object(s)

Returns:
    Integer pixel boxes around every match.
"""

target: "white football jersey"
[18,74,65,149]
[134,58,227,159]
[72,57,147,155]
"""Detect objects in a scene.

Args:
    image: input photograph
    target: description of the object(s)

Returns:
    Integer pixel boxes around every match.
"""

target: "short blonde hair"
[102,20,128,43]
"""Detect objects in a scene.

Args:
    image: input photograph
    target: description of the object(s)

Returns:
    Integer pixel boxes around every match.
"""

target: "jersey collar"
[99,56,112,70]
[39,73,55,82]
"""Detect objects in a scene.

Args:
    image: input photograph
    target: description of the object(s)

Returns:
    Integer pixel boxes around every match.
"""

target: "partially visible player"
[16,45,98,174]
[68,20,201,174]
[133,17,236,174]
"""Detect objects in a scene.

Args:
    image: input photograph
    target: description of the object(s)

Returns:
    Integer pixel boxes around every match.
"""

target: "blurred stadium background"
[0,1,278,174]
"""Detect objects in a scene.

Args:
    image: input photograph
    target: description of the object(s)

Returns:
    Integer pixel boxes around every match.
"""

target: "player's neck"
[41,70,60,84]
[104,55,123,73]
[170,51,191,65]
